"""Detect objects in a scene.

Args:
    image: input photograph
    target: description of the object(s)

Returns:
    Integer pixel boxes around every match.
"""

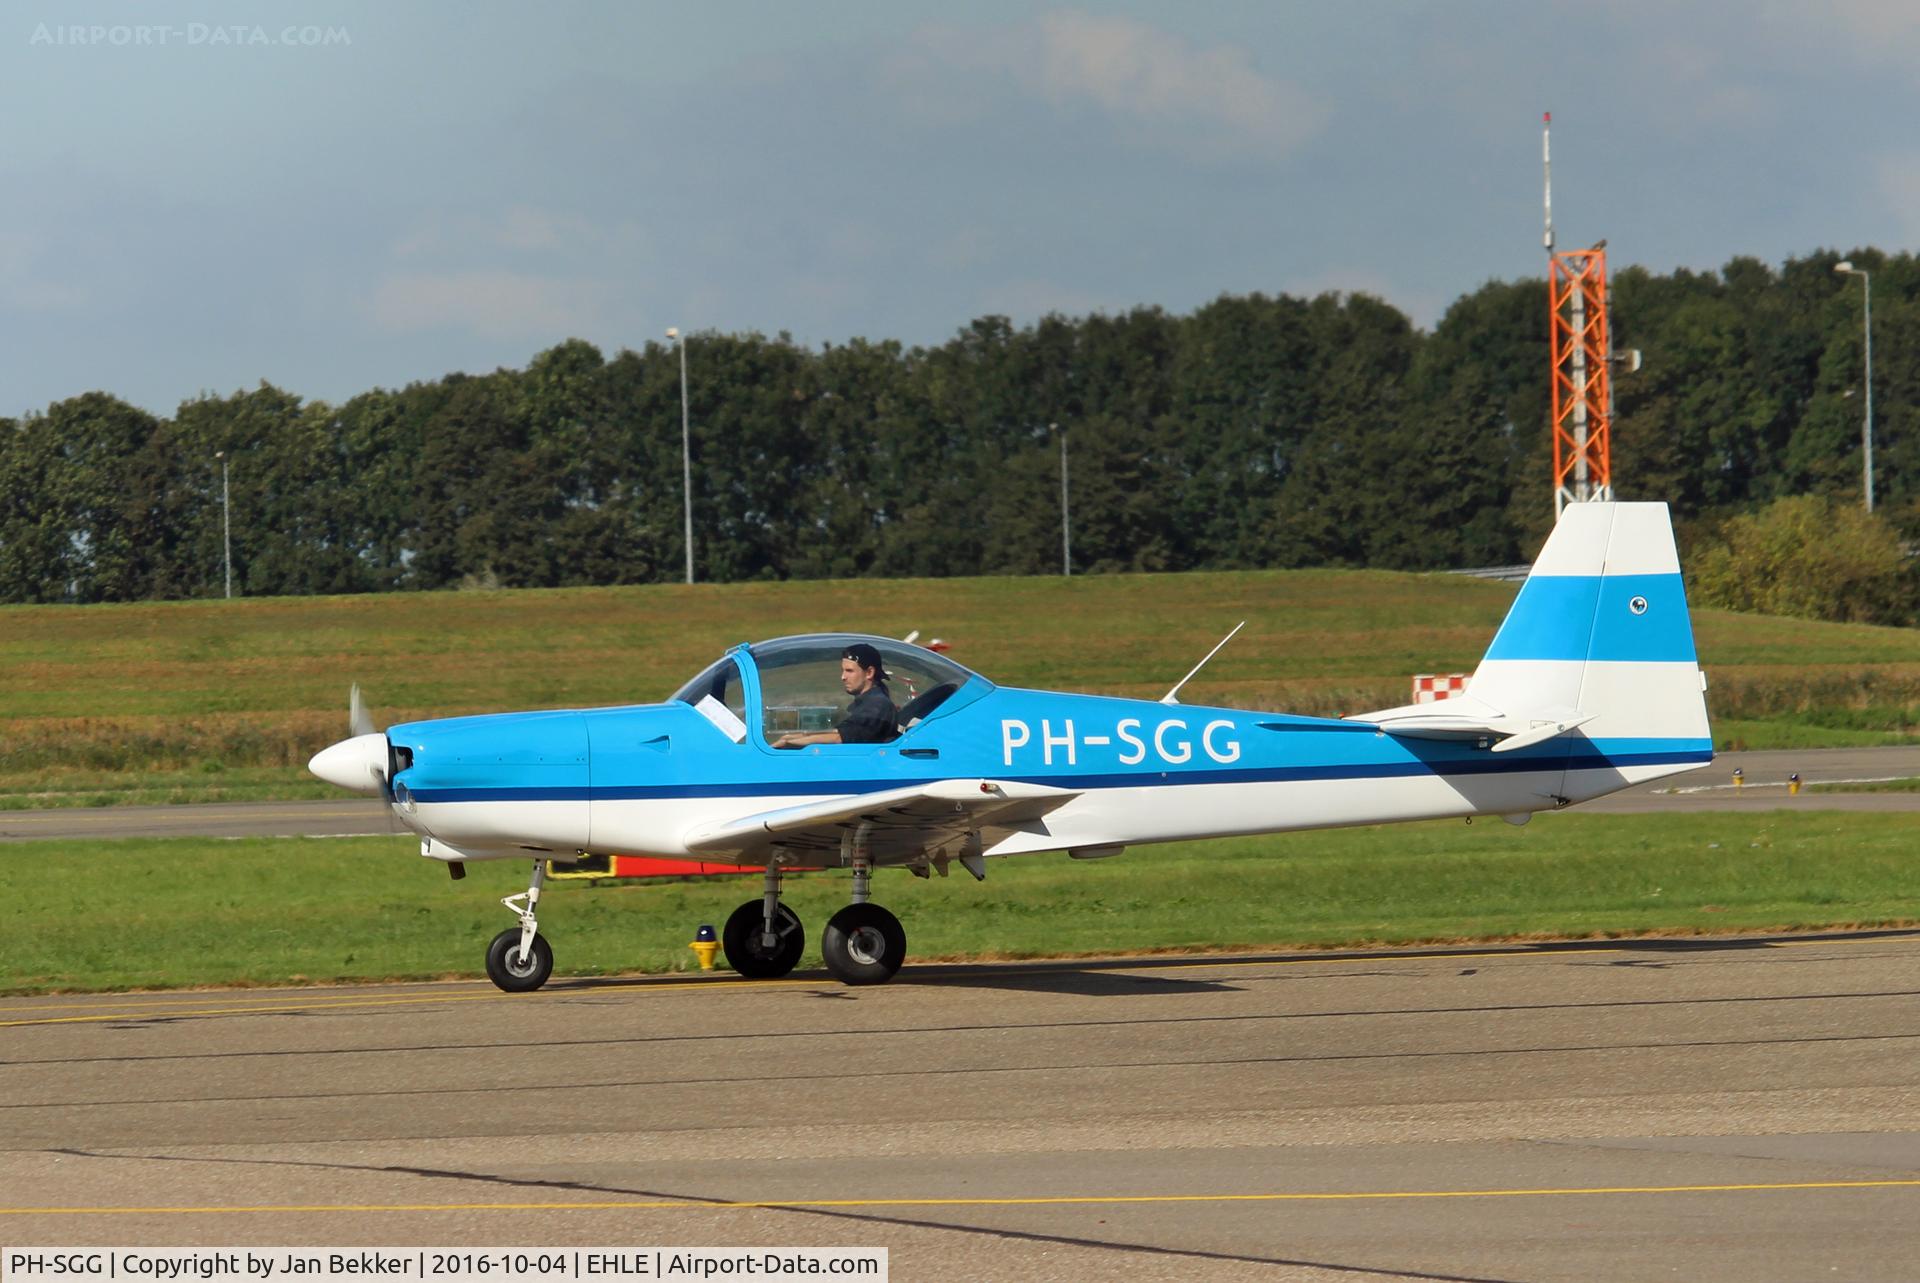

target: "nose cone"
[309,732,390,794]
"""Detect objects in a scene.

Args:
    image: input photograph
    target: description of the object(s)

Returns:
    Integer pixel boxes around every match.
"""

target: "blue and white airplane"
[309,502,1711,992]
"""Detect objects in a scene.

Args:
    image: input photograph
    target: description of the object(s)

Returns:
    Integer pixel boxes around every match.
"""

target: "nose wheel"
[485,928,553,992]
[822,903,906,985]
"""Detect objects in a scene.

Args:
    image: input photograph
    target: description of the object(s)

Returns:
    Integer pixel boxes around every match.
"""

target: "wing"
[682,778,1080,864]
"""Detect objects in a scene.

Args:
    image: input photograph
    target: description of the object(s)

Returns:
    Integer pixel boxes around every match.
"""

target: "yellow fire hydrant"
[690,923,719,971]
[1733,767,1744,788]
[1788,773,1802,796]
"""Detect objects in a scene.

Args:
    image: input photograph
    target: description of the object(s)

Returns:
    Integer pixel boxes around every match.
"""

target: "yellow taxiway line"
[6,1179,1920,1217]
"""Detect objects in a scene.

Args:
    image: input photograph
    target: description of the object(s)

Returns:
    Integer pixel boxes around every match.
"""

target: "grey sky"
[3,1,1915,416]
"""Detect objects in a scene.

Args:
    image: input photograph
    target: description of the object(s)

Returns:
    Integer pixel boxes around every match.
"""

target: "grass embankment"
[6,812,1915,994]
[3,571,1917,806]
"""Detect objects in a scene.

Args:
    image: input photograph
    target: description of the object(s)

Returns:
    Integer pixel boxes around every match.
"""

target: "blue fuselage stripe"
[404,743,1712,804]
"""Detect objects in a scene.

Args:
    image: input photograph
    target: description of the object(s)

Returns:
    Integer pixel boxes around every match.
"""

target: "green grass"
[0,766,338,809]
[1811,777,1920,793]
[1709,720,1920,752]
[2,572,1916,801]
[6,811,1916,994]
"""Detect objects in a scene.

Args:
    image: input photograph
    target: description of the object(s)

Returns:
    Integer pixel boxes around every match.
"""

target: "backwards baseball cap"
[841,642,890,679]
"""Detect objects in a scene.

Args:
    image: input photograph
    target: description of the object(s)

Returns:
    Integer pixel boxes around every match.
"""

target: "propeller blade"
[326,685,400,830]
[349,683,375,738]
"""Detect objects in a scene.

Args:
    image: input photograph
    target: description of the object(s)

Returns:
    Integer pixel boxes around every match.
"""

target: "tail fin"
[1351,502,1712,792]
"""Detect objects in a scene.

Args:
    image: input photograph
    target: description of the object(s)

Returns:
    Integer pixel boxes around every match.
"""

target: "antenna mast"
[1543,111,1553,253]
[1545,112,1613,516]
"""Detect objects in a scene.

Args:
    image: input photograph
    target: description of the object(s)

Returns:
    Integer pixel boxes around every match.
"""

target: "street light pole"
[1834,261,1875,512]
[667,327,693,583]
[214,450,231,599]
[1052,422,1070,576]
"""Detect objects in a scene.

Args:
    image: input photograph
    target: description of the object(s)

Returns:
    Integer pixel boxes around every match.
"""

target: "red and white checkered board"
[1412,673,1467,703]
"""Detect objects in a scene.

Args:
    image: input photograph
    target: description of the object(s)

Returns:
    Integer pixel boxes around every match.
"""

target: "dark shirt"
[837,685,898,744]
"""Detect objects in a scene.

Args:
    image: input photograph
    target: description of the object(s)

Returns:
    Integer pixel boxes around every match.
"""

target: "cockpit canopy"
[670,633,988,744]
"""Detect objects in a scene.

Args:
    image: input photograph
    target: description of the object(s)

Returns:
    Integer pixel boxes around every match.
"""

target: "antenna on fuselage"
[1160,621,1246,705]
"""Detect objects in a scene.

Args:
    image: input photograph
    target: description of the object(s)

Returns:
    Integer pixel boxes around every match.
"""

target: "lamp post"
[666,327,693,583]
[1051,422,1070,576]
[213,450,232,599]
[1834,261,1874,512]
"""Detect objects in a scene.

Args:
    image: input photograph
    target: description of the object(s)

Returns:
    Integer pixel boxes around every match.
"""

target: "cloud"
[1032,11,1322,153]
[5,280,91,313]
[391,206,620,260]
[899,11,1325,162]
[371,206,657,341]
[0,228,91,314]
[1791,0,1920,52]
[1874,152,1920,244]
[1630,34,1778,127]
[368,270,609,341]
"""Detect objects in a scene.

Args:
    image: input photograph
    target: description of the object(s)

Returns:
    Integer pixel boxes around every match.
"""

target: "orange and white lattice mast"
[1545,112,1613,516]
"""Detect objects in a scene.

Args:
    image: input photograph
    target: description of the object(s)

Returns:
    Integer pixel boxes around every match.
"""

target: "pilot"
[773,643,898,747]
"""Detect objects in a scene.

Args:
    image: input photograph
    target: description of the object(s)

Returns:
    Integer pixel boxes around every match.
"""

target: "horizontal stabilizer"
[1490,713,1597,754]
[1343,697,1594,751]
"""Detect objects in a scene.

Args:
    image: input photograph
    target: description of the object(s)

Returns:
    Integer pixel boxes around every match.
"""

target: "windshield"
[670,655,750,740]
[750,634,983,741]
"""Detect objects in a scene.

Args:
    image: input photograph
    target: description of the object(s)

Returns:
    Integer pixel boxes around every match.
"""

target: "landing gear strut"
[485,860,553,992]
[723,858,805,978]
[821,837,907,985]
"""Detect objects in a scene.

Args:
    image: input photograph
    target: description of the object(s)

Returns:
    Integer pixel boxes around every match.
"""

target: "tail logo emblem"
[1629,596,1649,615]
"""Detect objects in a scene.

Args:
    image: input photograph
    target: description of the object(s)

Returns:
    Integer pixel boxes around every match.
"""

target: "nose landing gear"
[485,860,554,992]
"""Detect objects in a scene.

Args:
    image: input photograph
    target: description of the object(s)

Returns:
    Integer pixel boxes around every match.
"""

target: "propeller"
[308,684,391,797]
[349,682,375,739]
[312,685,435,864]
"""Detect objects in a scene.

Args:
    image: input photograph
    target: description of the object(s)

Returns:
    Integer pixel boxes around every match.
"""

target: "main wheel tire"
[723,900,805,979]
[485,928,553,993]
[821,903,907,986]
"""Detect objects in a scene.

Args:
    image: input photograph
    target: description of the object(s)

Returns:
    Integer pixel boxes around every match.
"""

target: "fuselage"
[382,679,1709,866]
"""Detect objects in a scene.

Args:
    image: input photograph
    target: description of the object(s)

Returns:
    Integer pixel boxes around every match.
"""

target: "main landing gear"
[722,862,806,978]
[820,848,905,985]
[719,848,909,985]
[821,902,906,986]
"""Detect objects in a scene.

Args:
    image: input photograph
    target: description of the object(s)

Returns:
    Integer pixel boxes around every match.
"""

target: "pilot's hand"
[773,733,802,749]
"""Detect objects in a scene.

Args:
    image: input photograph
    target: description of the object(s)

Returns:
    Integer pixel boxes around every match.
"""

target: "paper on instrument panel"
[695,694,748,742]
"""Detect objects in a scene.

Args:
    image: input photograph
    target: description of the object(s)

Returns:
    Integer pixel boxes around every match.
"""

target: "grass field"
[1812,777,1920,793]
[6,811,1916,994]
[4,569,1918,805]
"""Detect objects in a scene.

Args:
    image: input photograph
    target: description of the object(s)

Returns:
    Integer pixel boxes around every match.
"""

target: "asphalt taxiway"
[5,934,1919,1280]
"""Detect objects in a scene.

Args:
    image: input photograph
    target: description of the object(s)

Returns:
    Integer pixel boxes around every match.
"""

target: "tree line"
[2,250,1913,604]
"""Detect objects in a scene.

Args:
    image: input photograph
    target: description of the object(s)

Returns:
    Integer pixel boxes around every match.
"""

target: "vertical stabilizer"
[1469,501,1711,795]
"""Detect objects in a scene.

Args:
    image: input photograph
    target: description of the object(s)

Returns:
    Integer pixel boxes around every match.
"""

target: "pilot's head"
[840,643,888,695]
